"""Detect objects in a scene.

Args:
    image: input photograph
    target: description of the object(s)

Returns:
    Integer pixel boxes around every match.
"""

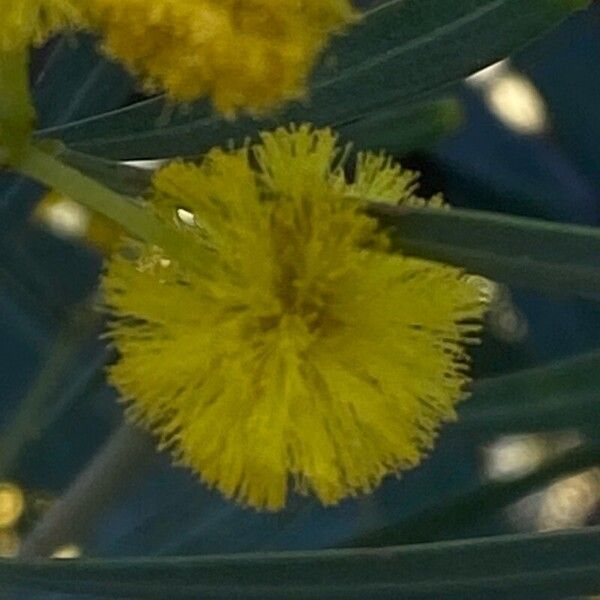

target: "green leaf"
[40,99,460,200]
[345,353,600,546]
[343,99,464,154]
[461,350,600,433]
[56,146,153,196]
[2,527,600,598]
[0,298,100,478]
[346,442,600,548]
[373,204,600,299]
[40,0,587,160]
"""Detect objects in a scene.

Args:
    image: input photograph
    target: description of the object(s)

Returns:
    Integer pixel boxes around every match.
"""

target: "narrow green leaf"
[461,350,600,433]
[40,0,587,159]
[346,442,600,548]
[343,99,463,154]
[373,204,600,299]
[56,146,153,196]
[41,100,459,201]
[2,527,600,598]
[0,298,99,478]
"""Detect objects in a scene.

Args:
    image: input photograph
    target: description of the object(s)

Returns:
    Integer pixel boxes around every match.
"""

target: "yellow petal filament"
[85,0,356,114]
[103,125,487,510]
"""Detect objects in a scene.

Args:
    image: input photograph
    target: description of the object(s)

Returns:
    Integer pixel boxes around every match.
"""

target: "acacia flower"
[0,0,81,52]
[84,0,356,114]
[103,125,487,510]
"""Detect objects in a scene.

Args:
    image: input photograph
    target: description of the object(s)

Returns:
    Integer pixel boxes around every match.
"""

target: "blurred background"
[0,1,599,566]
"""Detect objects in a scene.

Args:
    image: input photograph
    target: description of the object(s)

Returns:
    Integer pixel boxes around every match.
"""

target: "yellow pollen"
[103,124,487,510]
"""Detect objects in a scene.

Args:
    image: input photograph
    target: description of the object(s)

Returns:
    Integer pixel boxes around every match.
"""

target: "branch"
[20,422,156,558]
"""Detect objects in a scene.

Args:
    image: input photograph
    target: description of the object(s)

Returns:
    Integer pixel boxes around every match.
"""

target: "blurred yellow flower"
[85,0,356,114]
[103,125,486,510]
[1,1,354,115]
[0,0,81,52]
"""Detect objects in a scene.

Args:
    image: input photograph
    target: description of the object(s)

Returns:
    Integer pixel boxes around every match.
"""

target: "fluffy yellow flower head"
[103,125,486,510]
[0,0,81,52]
[85,0,356,114]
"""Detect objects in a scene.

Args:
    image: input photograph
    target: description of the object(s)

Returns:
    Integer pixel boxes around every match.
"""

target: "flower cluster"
[84,0,356,114]
[0,0,355,114]
[103,125,486,510]
[0,0,80,52]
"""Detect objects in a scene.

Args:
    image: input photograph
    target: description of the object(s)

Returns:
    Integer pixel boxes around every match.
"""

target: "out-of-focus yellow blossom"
[0,0,81,52]
[0,0,355,115]
[0,482,25,529]
[103,124,487,510]
[84,0,356,114]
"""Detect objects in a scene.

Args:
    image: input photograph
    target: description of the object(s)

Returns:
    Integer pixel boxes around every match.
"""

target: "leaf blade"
[461,350,600,432]
[2,527,600,599]
[373,204,600,299]
[345,442,600,548]
[39,0,587,159]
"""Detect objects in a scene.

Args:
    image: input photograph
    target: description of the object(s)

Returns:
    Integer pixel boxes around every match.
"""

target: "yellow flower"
[84,0,356,114]
[0,0,81,52]
[1,0,355,115]
[103,125,486,510]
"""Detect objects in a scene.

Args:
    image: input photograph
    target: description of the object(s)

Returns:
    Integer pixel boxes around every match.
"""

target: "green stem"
[0,50,35,162]
[20,143,163,244]
[18,142,202,266]
[0,299,98,478]
[20,423,156,558]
